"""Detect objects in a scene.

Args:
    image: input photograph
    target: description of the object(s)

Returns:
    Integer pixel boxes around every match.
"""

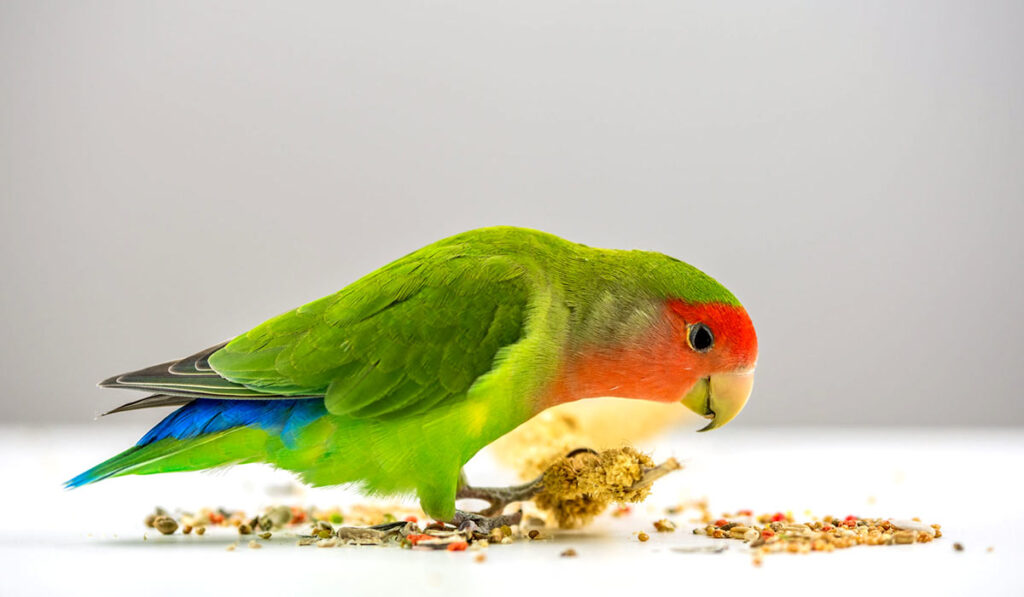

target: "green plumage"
[77,227,740,519]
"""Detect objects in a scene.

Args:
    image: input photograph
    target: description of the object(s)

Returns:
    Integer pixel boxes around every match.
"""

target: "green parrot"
[69,227,758,523]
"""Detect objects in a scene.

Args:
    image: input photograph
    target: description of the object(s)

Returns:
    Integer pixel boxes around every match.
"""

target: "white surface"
[0,424,1021,596]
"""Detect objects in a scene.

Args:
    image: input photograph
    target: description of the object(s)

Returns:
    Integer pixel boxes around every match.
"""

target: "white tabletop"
[0,424,1020,596]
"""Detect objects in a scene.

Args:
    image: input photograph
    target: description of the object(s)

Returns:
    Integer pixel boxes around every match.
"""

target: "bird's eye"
[687,323,714,353]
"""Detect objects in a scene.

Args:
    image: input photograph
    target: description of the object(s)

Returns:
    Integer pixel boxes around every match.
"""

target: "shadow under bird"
[68,226,758,526]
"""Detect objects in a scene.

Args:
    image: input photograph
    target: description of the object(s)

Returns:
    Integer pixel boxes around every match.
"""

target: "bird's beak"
[679,370,755,432]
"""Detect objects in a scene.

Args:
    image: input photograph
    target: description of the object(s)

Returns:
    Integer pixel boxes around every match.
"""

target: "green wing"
[207,247,531,418]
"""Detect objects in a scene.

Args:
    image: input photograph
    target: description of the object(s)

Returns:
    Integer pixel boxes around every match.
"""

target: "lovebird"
[68,227,758,523]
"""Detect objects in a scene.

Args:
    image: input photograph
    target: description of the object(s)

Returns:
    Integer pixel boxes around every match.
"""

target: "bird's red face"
[666,300,758,431]
[544,299,757,431]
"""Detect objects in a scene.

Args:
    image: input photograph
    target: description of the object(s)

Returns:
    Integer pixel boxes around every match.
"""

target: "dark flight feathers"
[99,341,318,414]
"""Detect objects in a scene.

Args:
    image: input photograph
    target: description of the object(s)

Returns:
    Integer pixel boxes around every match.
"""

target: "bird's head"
[665,299,757,431]
[545,255,757,432]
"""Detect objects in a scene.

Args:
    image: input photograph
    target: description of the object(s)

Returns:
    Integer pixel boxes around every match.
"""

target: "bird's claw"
[451,509,523,535]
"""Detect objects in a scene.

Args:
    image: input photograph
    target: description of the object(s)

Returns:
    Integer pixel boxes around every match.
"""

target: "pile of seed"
[141,504,550,555]
[295,519,540,551]
[142,503,424,537]
[693,511,941,562]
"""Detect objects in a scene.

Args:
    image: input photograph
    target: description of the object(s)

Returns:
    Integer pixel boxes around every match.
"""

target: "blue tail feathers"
[136,398,326,446]
[65,398,327,488]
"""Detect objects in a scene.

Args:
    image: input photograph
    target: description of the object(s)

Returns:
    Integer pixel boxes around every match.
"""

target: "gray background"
[2,1,1022,426]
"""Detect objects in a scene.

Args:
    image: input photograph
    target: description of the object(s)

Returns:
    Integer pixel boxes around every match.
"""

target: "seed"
[153,516,178,535]
[637,532,650,542]
[653,519,676,532]
[195,526,206,536]
[238,524,252,535]
[267,506,292,528]
[560,548,578,557]
[182,525,192,535]
[891,519,937,536]
[475,553,486,563]
[528,530,540,540]
[248,540,261,549]
[446,541,469,551]
[259,532,272,540]
[500,525,512,537]
[953,542,964,551]
[894,531,916,544]
[226,543,236,551]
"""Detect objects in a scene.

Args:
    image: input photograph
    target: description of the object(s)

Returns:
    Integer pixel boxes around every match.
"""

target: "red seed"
[738,510,753,516]
[404,516,418,523]
[714,519,728,527]
[844,515,857,522]
[770,513,786,522]
[447,541,469,551]
[761,529,775,538]
[407,534,434,545]
[822,525,834,532]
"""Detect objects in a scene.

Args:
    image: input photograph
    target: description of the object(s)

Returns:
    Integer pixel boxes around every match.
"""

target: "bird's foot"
[451,509,523,535]
[456,476,544,517]
[454,448,599,516]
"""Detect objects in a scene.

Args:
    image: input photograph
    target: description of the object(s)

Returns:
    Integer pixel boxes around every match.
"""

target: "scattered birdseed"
[259,532,272,540]
[152,516,178,535]
[953,543,964,551]
[335,527,386,545]
[528,530,540,540]
[248,540,261,549]
[560,548,578,557]
[182,525,192,535]
[195,526,206,536]
[696,511,943,555]
[637,532,650,542]
[226,544,236,551]
[986,546,994,553]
